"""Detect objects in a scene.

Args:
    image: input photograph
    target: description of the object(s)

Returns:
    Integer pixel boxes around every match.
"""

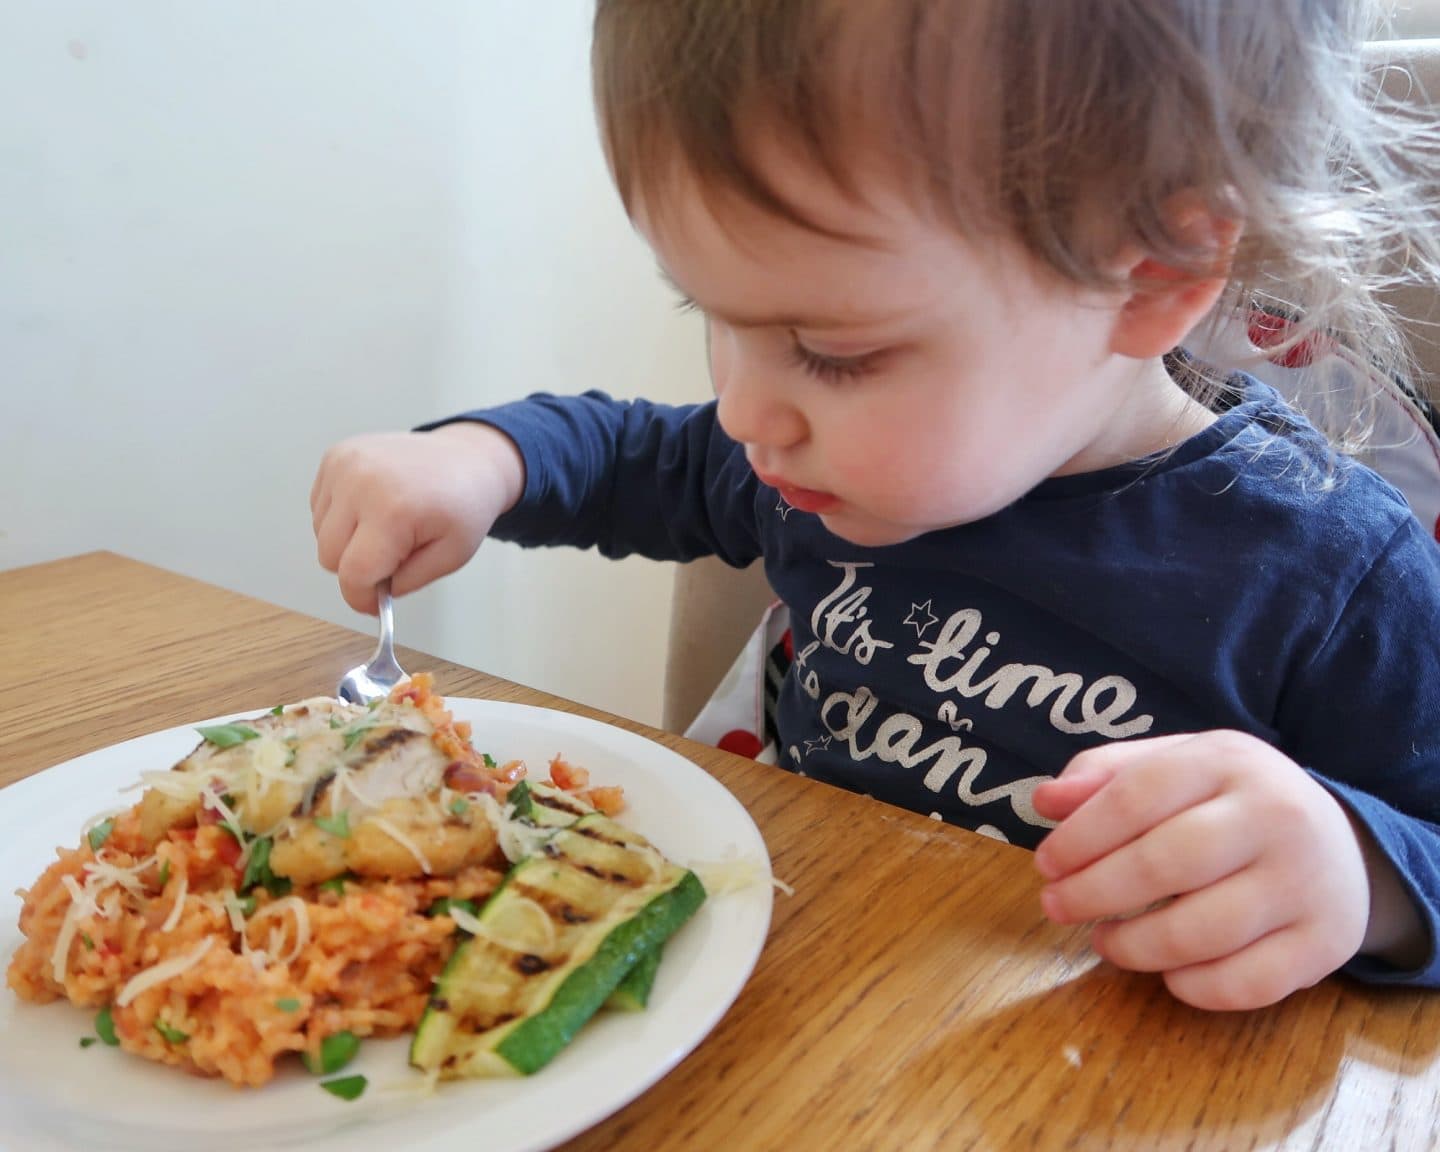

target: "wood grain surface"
[4,552,1439,1151]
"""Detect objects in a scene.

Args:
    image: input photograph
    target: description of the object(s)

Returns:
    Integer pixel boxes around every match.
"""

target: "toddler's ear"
[1108,202,1241,360]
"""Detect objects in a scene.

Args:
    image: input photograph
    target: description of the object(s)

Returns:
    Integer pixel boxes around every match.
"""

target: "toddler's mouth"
[756,470,839,514]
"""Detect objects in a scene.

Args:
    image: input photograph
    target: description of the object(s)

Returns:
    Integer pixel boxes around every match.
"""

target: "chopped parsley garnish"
[154,1019,189,1045]
[482,753,497,769]
[79,1036,97,1049]
[303,1030,360,1076]
[366,697,383,712]
[342,723,376,751]
[426,897,478,923]
[87,820,114,852]
[329,715,346,730]
[196,723,260,748]
[276,998,302,1013]
[157,860,171,888]
[314,811,350,839]
[270,704,285,716]
[95,1007,119,1046]
[80,932,95,951]
[318,874,351,896]
[507,780,534,820]
[448,797,469,817]
[320,1074,367,1101]
[240,837,290,897]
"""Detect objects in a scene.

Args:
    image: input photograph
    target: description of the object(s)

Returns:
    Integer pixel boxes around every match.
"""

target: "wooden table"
[4,552,1440,1151]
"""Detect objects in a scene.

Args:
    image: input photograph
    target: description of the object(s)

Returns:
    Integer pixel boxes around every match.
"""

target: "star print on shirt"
[803,735,832,756]
[776,497,794,520]
[904,599,939,639]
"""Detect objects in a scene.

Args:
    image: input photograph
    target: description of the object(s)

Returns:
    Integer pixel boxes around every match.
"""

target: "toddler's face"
[633,145,1179,546]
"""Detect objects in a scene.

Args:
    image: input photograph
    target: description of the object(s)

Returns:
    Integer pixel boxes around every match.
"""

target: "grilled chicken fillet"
[135,695,499,884]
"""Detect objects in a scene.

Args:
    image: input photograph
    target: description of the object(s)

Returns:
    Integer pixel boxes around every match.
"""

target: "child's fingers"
[1041,793,1255,924]
[1034,735,1221,881]
[1086,864,1282,973]
[1034,732,1200,823]
[315,503,358,575]
[311,480,333,537]
[1032,770,1111,823]
[1161,924,1323,1012]
[309,459,331,522]
[391,534,480,600]
[336,520,412,615]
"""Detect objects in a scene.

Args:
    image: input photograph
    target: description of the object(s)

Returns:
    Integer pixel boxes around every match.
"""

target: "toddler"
[311,1,1440,1012]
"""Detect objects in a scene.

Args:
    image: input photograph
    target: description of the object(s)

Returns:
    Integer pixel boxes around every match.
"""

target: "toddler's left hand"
[1032,731,1369,1010]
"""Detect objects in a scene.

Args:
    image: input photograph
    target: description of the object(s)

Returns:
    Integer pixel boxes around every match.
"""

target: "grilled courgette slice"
[508,779,593,828]
[606,943,663,1012]
[409,813,704,1077]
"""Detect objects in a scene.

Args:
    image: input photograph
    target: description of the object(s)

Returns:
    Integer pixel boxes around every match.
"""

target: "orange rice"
[7,812,504,1086]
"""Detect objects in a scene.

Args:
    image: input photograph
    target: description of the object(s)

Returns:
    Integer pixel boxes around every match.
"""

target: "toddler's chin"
[818,511,925,549]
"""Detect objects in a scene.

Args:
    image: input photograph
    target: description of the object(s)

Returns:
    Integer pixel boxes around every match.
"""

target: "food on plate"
[410,810,705,1077]
[6,675,704,1089]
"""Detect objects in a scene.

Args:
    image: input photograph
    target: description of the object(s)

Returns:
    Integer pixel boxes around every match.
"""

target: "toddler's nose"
[714,364,806,451]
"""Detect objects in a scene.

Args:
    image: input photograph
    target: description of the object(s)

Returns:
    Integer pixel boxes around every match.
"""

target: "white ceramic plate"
[0,699,773,1152]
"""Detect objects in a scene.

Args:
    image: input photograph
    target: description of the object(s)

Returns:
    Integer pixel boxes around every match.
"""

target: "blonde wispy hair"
[593,0,1440,450]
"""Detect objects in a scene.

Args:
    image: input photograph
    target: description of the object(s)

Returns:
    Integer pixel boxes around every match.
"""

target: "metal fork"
[336,579,407,705]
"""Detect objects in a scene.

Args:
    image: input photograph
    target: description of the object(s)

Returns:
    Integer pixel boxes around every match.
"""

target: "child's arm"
[1031,515,1440,1010]
[312,392,760,612]
[434,392,761,563]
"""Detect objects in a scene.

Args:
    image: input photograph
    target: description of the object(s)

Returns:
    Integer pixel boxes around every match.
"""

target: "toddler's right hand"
[310,422,526,614]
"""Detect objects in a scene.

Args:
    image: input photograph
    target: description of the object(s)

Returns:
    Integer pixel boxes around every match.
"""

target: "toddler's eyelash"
[670,295,874,381]
[789,335,875,383]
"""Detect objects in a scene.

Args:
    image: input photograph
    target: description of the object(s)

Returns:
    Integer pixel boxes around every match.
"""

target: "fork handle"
[370,578,402,675]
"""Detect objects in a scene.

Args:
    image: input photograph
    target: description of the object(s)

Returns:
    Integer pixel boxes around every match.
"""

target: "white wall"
[1394,2,1440,36]
[0,1,709,726]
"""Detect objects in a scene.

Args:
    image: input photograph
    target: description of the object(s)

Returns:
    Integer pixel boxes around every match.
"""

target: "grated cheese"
[49,856,159,983]
[61,875,100,920]
[380,1067,443,1099]
[159,869,188,933]
[134,770,208,800]
[370,817,432,874]
[222,889,248,935]
[51,878,92,984]
[201,788,247,844]
[690,856,793,897]
[325,762,385,818]
[86,856,156,899]
[116,937,215,1007]
[445,904,486,937]
[248,896,310,965]
[473,794,554,863]
[49,918,80,985]
[244,736,310,837]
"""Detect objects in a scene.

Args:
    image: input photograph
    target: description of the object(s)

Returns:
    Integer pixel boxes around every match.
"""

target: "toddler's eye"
[672,294,699,314]
[789,333,877,383]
